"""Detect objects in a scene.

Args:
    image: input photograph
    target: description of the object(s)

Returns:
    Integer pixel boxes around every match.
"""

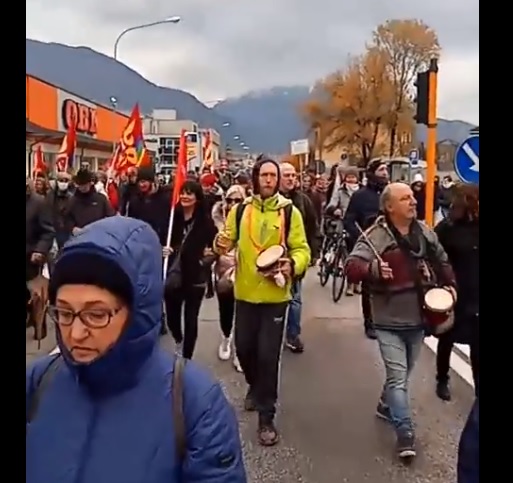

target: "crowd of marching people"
[26,156,478,482]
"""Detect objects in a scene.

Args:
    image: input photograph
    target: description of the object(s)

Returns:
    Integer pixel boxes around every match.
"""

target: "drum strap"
[386,221,431,328]
[235,203,293,246]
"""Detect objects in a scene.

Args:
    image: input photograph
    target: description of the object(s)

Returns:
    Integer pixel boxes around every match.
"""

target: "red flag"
[113,104,146,173]
[32,145,47,178]
[106,180,120,212]
[171,129,188,207]
[55,121,77,172]
[202,130,213,168]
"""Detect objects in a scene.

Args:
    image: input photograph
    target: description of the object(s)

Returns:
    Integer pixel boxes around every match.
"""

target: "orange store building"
[26,74,129,175]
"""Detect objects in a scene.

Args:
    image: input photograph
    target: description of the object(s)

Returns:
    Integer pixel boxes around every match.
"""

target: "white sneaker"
[233,355,243,373]
[175,342,183,357]
[218,337,232,361]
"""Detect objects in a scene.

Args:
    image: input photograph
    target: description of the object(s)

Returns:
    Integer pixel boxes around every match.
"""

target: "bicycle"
[318,219,343,287]
[330,230,349,303]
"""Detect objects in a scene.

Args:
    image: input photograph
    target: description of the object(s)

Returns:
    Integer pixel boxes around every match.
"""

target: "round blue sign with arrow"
[454,135,479,184]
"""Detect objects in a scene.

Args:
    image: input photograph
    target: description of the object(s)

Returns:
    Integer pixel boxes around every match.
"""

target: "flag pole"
[162,207,175,278]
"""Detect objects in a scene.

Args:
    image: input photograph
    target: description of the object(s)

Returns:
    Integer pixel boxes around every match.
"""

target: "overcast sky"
[26,0,479,123]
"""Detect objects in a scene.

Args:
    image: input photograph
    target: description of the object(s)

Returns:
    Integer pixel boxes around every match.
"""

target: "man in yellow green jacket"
[214,157,310,447]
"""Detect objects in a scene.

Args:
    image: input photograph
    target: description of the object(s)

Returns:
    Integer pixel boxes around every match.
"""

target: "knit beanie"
[136,166,156,183]
[49,253,133,306]
[367,159,386,175]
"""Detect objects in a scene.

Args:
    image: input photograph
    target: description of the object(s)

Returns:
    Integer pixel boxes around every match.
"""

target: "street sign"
[290,139,309,156]
[454,135,479,184]
[409,149,419,166]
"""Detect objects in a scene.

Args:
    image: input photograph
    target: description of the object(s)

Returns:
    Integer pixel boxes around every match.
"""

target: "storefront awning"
[26,119,113,151]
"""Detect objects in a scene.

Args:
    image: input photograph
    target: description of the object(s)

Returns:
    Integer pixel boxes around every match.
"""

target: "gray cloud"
[26,0,479,122]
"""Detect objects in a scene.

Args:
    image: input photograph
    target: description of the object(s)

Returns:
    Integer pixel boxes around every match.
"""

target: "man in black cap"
[125,165,172,246]
[344,159,389,339]
[66,168,114,235]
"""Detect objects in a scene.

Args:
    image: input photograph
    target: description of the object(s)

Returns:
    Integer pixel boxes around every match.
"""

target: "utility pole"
[414,58,438,226]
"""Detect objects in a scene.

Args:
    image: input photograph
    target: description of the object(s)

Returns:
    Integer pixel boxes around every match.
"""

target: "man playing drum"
[214,158,311,447]
[345,182,456,459]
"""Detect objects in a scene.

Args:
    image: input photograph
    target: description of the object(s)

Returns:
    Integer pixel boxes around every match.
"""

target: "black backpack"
[235,203,293,243]
[26,355,188,461]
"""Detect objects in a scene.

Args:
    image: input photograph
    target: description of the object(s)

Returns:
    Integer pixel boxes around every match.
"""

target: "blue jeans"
[286,280,302,340]
[375,328,424,433]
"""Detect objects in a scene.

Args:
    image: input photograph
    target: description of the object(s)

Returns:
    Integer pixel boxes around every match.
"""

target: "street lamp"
[113,16,181,60]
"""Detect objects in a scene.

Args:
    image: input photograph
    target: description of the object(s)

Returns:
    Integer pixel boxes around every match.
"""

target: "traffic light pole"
[424,58,438,227]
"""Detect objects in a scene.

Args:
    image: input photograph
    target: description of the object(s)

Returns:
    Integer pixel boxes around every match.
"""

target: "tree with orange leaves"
[301,19,440,164]
[302,49,396,164]
[370,19,440,155]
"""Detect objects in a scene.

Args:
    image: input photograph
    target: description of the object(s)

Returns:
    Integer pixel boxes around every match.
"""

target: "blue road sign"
[454,135,479,184]
[409,149,418,166]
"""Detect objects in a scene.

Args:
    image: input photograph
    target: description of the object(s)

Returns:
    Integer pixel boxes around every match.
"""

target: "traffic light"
[414,70,430,125]
[414,58,438,126]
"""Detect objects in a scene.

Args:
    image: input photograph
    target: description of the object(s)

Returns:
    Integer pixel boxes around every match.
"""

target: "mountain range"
[26,39,475,153]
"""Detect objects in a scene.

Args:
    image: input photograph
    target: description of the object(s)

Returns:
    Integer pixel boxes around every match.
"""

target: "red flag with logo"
[171,129,188,208]
[32,145,47,178]
[55,121,77,172]
[111,104,146,174]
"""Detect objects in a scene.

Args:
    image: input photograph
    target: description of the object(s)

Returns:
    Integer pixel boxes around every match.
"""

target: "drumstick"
[355,222,385,265]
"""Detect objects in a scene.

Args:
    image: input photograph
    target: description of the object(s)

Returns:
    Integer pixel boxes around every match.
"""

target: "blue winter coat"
[458,398,479,483]
[26,216,247,483]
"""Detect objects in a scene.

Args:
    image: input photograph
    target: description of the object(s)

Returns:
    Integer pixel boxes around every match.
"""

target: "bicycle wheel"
[331,244,348,303]
[318,240,333,286]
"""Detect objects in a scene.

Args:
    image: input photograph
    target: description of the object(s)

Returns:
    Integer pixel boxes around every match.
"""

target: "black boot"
[364,321,376,340]
[244,387,256,412]
[436,380,451,401]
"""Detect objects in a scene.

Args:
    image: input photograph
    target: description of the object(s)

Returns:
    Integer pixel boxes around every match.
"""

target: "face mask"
[57,181,69,191]
[346,183,359,192]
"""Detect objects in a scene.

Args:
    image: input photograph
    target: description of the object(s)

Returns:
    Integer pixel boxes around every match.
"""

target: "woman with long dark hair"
[434,183,479,400]
[164,181,217,359]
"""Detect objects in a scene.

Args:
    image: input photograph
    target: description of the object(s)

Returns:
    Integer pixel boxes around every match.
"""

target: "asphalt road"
[26,270,474,482]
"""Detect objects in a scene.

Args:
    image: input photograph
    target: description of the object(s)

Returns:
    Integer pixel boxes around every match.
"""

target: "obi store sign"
[61,99,98,136]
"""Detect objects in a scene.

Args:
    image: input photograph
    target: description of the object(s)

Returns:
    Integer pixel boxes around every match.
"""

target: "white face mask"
[346,182,359,192]
[57,181,69,191]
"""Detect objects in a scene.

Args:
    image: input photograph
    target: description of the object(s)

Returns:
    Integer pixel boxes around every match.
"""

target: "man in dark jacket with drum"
[345,182,456,460]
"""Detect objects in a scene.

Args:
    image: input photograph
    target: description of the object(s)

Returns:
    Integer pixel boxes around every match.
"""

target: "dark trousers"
[217,290,235,338]
[164,285,205,359]
[361,281,374,329]
[235,301,287,422]
[436,331,479,396]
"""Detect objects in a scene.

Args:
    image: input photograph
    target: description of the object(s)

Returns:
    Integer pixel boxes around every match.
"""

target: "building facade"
[26,74,129,175]
[143,109,220,171]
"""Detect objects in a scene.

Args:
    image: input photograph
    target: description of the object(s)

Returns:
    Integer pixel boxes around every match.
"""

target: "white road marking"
[424,337,474,387]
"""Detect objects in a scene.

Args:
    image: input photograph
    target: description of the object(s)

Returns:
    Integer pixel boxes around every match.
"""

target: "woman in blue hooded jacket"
[26,216,247,483]
[458,398,479,483]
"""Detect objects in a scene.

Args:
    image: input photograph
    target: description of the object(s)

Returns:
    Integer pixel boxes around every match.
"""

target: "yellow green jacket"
[219,193,311,304]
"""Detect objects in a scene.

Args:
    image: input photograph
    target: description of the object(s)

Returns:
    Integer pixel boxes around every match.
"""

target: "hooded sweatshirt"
[217,193,310,304]
[26,217,246,483]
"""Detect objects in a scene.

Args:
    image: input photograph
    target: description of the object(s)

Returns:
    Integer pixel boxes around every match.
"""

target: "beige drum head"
[256,245,285,270]
[424,288,453,313]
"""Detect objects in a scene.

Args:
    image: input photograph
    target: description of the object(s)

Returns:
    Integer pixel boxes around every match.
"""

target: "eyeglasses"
[226,198,243,204]
[47,305,122,329]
